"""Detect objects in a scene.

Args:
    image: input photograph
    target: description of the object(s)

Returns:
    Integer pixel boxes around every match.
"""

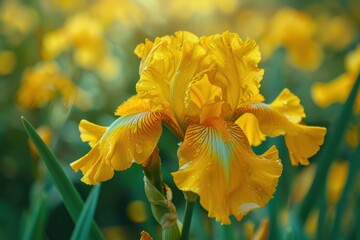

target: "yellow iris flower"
[71,31,326,224]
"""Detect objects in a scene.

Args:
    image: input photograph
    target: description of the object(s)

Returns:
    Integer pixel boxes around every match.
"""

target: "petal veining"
[202,32,264,114]
[71,112,163,184]
[239,103,326,165]
[172,119,282,224]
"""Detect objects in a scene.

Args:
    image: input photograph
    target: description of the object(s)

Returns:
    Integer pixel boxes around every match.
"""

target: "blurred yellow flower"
[316,14,357,50]
[260,7,323,70]
[50,0,86,12]
[0,0,38,45]
[17,62,76,109]
[89,0,144,27]
[16,62,88,109]
[327,160,349,207]
[161,0,238,20]
[345,124,359,148]
[0,50,16,75]
[42,13,119,81]
[126,200,148,223]
[312,44,360,112]
[235,9,267,40]
[71,31,326,224]
[291,164,316,203]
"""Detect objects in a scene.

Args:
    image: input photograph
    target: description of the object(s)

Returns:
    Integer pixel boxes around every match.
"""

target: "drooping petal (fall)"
[172,118,282,224]
[238,103,326,165]
[79,120,107,148]
[71,112,163,184]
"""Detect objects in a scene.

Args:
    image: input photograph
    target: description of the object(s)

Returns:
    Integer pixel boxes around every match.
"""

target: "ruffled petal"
[79,120,107,147]
[172,118,282,224]
[269,88,305,123]
[169,33,214,129]
[203,32,264,113]
[238,103,326,165]
[71,112,164,184]
[135,31,206,123]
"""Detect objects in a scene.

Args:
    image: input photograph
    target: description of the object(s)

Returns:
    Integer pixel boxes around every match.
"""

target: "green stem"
[299,74,360,223]
[180,200,195,240]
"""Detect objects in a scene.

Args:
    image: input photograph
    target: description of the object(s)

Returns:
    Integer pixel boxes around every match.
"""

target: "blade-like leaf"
[22,192,48,240]
[299,74,360,223]
[21,117,104,240]
[71,184,101,240]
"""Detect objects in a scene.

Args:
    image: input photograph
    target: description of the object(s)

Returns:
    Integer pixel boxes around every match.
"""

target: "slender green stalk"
[299,74,360,223]
[180,200,195,240]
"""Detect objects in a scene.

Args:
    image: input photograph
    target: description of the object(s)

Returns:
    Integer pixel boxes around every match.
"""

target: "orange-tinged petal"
[269,88,305,123]
[79,119,107,147]
[235,113,266,146]
[203,32,264,114]
[239,103,326,165]
[71,112,163,184]
[172,118,282,224]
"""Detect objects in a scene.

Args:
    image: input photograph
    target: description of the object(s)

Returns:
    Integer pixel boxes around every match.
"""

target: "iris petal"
[236,113,266,146]
[71,112,163,184]
[172,118,282,224]
[203,32,264,113]
[270,88,305,123]
[78,120,107,147]
[238,103,326,165]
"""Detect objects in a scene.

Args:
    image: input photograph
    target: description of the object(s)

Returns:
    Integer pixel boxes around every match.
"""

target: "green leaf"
[21,117,104,240]
[22,192,48,240]
[299,74,360,223]
[71,184,101,240]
